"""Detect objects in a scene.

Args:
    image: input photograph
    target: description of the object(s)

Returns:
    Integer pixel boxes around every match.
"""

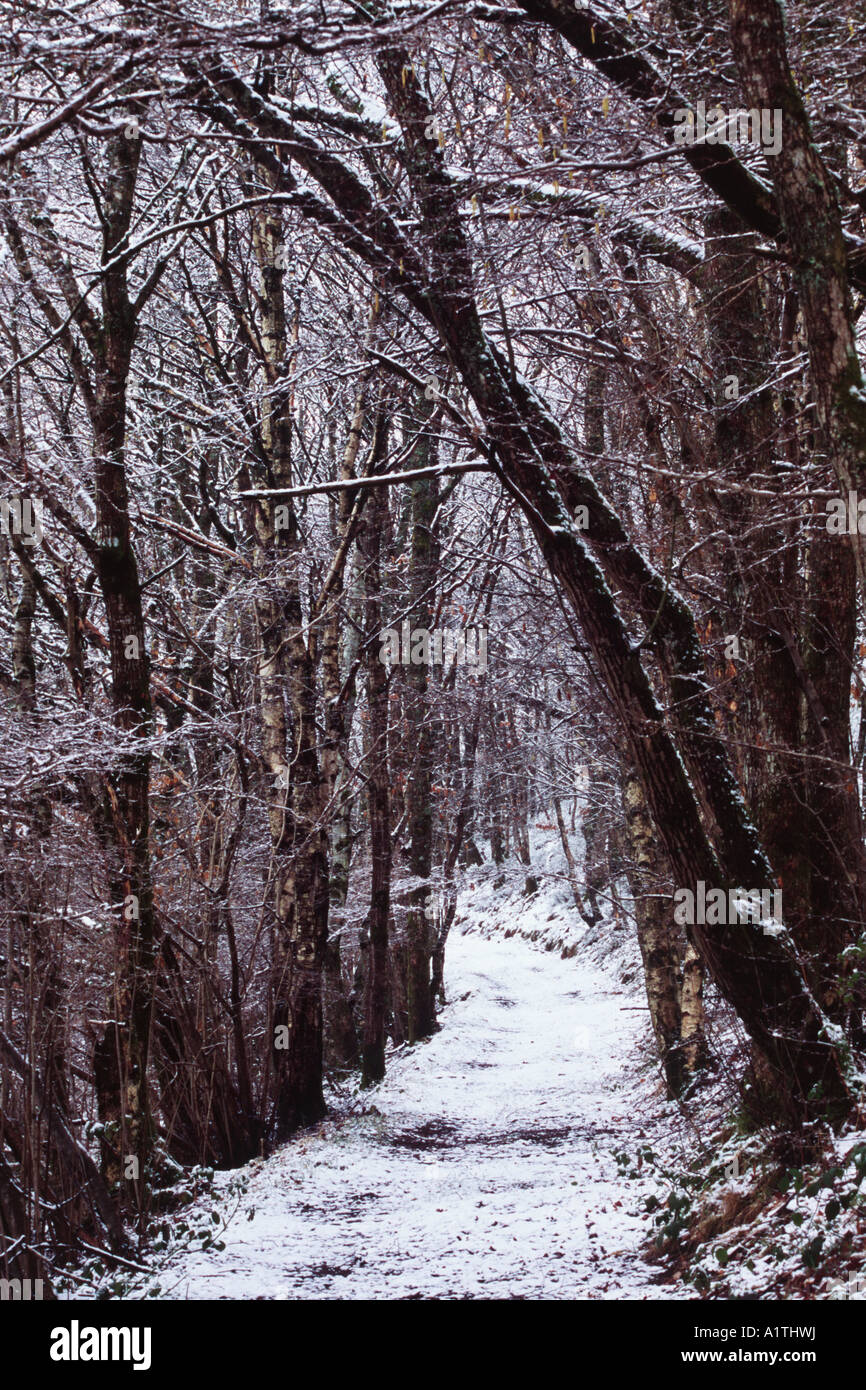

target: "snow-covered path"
[159,927,677,1299]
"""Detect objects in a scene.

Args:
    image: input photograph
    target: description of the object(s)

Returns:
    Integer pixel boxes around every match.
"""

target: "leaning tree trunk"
[373,50,855,1121]
[200,47,859,1120]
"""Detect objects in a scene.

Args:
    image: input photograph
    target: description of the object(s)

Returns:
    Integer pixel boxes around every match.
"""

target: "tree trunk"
[359,485,391,1086]
[404,393,438,1043]
[248,185,329,1140]
[621,764,688,1096]
[88,126,156,1198]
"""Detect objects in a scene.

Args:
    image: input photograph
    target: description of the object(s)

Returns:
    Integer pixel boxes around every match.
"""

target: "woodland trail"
[159,927,680,1300]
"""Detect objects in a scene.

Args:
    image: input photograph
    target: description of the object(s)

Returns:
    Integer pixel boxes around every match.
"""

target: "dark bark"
[81,125,157,1195]
[373,48,854,1120]
[403,395,439,1043]
[245,185,329,1140]
[359,486,391,1086]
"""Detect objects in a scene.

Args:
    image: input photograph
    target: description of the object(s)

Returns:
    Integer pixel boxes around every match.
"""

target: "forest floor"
[146,921,684,1300]
[97,863,866,1302]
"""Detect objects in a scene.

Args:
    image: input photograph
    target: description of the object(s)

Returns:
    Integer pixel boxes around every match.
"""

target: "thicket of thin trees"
[1,0,865,1290]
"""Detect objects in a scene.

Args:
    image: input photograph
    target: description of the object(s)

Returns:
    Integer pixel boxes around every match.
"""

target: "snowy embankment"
[141,873,688,1300]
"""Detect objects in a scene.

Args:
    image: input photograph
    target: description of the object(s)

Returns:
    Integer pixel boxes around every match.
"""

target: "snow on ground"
[150,920,685,1300]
